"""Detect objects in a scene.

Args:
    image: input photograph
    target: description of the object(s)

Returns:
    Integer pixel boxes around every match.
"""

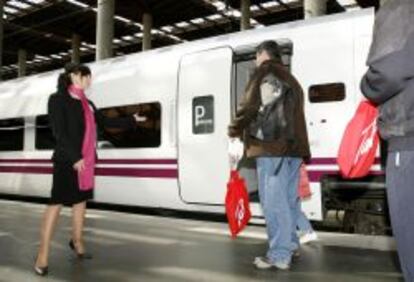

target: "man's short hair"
[256,40,282,61]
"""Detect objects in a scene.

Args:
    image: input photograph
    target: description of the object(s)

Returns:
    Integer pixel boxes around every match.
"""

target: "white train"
[0,8,386,233]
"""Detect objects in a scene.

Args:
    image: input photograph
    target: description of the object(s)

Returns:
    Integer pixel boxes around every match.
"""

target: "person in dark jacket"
[228,40,310,270]
[34,63,139,276]
[360,1,414,280]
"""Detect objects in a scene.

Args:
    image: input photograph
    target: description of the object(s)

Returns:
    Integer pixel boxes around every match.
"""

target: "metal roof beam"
[5,21,72,45]
[1,0,304,77]
[17,0,46,8]
[200,0,263,27]
[275,0,292,10]
[65,0,184,43]
[6,0,59,20]
[256,3,271,13]
[6,2,26,12]
[162,1,302,37]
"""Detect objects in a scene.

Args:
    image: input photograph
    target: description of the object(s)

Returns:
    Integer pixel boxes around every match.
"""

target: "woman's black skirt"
[49,161,93,205]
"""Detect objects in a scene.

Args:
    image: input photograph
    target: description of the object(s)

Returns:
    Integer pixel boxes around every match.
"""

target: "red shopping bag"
[298,163,311,199]
[337,101,379,178]
[225,170,251,238]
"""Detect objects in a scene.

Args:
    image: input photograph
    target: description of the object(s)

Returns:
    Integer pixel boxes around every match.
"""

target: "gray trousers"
[386,151,414,282]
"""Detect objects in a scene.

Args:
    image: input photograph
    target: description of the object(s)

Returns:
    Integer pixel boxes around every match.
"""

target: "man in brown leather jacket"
[228,40,310,270]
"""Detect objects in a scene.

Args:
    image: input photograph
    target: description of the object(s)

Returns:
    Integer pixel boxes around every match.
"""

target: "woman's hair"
[57,63,91,94]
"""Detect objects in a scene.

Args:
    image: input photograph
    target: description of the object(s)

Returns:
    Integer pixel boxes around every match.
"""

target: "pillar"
[96,0,115,60]
[142,13,152,51]
[18,49,27,77]
[0,1,4,80]
[71,33,81,63]
[241,0,251,31]
[304,0,328,19]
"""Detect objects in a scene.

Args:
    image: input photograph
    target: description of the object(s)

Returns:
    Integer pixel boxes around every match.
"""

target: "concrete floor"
[0,200,403,282]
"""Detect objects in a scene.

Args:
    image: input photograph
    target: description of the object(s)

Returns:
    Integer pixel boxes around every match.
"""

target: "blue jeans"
[256,157,302,264]
[297,209,314,233]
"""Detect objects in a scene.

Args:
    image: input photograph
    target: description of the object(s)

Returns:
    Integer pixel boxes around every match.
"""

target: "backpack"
[249,84,295,142]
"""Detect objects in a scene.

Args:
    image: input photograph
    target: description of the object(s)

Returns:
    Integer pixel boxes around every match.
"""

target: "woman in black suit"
[34,63,139,276]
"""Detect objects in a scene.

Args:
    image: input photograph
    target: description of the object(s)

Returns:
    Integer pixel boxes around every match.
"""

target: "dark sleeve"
[228,91,261,138]
[361,34,414,105]
[48,95,82,164]
[89,102,136,130]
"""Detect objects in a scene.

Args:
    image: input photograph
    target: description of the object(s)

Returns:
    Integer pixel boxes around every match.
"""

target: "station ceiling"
[2,0,378,80]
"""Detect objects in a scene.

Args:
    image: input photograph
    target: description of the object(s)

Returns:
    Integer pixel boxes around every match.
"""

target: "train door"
[177,47,232,204]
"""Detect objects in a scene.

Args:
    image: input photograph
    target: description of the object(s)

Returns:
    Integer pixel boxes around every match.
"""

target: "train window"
[234,60,255,107]
[98,102,161,149]
[35,115,55,150]
[309,83,346,103]
[193,96,214,134]
[0,118,24,151]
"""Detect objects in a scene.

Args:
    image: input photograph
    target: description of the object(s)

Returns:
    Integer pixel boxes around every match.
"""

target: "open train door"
[178,47,233,205]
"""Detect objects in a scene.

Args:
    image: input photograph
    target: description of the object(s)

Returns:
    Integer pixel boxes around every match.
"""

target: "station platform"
[0,200,402,282]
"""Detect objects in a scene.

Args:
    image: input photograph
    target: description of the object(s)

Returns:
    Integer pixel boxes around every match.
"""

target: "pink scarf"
[68,85,97,191]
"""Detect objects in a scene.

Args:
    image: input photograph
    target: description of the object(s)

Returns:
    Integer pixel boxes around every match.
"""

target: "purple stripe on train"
[0,166,53,174]
[0,159,178,165]
[0,166,384,182]
[0,166,178,179]
[0,158,384,181]
[0,157,380,166]
[95,168,178,178]
[98,159,178,165]
[0,159,51,163]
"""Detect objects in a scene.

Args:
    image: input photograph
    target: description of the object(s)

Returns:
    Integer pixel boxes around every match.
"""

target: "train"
[0,8,388,234]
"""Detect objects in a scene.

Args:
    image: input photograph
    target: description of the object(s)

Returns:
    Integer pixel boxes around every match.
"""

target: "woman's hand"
[73,159,85,172]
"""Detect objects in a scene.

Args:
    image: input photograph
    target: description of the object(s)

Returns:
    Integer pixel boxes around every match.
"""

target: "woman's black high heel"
[69,240,93,259]
[34,265,49,276]
[34,257,48,276]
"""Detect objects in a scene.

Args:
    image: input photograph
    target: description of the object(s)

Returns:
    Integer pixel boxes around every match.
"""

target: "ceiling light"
[207,14,222,21]
[122,35,134,41]
[211,2,226,11]
[191,18,205,24]
[8,1,30,9]
[4,6,18,14]
[262,1,280,8]
[176,22,190,28]
[161,26,174,33]
[27,0,47,4]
